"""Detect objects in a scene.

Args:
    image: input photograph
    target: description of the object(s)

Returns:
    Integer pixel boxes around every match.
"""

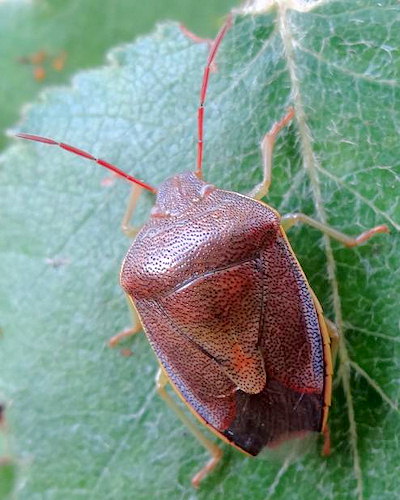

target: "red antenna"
[196,14,233,178]
[16,133,157,194]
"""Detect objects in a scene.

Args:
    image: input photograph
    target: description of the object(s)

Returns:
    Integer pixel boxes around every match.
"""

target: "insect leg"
[155,368,223,488]
[108,294,143,347]
[179,24,213,46]
[179,25,218,72]
[321,425,331,457]
[325,318,339,367]
[121,183,144,237]
[248,107,295,200]
[281,213,389,247]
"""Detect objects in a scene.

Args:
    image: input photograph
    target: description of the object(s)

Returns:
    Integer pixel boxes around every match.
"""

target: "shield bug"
[17,14,389,487]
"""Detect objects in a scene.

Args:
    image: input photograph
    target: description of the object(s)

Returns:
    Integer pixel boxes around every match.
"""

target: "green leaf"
[0,0,235,150]
[1,2,399,499]
[0,460,17,500]
[0,403,17,500]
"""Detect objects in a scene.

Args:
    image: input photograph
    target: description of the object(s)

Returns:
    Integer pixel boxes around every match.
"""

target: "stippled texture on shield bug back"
[120,171,326,454]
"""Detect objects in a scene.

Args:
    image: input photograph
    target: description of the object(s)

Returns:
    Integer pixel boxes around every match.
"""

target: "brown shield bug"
[17,13,389,487]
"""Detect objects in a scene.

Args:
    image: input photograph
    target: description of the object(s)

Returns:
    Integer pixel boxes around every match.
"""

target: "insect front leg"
[248,107,295,200]
[108,294,143,348]
[281,213,389,247]
[121,183,144,237]
[155,368,223,488]
[109,186,146,348]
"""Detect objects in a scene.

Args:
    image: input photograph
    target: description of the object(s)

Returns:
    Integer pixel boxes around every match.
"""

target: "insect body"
[120,171,331,457]
[17,14,389,487]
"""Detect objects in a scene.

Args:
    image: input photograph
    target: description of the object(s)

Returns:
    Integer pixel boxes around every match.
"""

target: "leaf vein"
[349,360,399,414]
[315,163,400,230]
[264,454,292,500]
[344,322,400,343]
[296,43,399,88]
[89,388,156,497]
[278,3,364,497]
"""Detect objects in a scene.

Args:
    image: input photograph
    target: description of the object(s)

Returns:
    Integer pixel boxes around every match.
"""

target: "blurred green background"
[0,0,237,151]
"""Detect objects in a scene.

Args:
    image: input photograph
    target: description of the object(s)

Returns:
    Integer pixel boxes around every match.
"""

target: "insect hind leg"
[155,368,223,488]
